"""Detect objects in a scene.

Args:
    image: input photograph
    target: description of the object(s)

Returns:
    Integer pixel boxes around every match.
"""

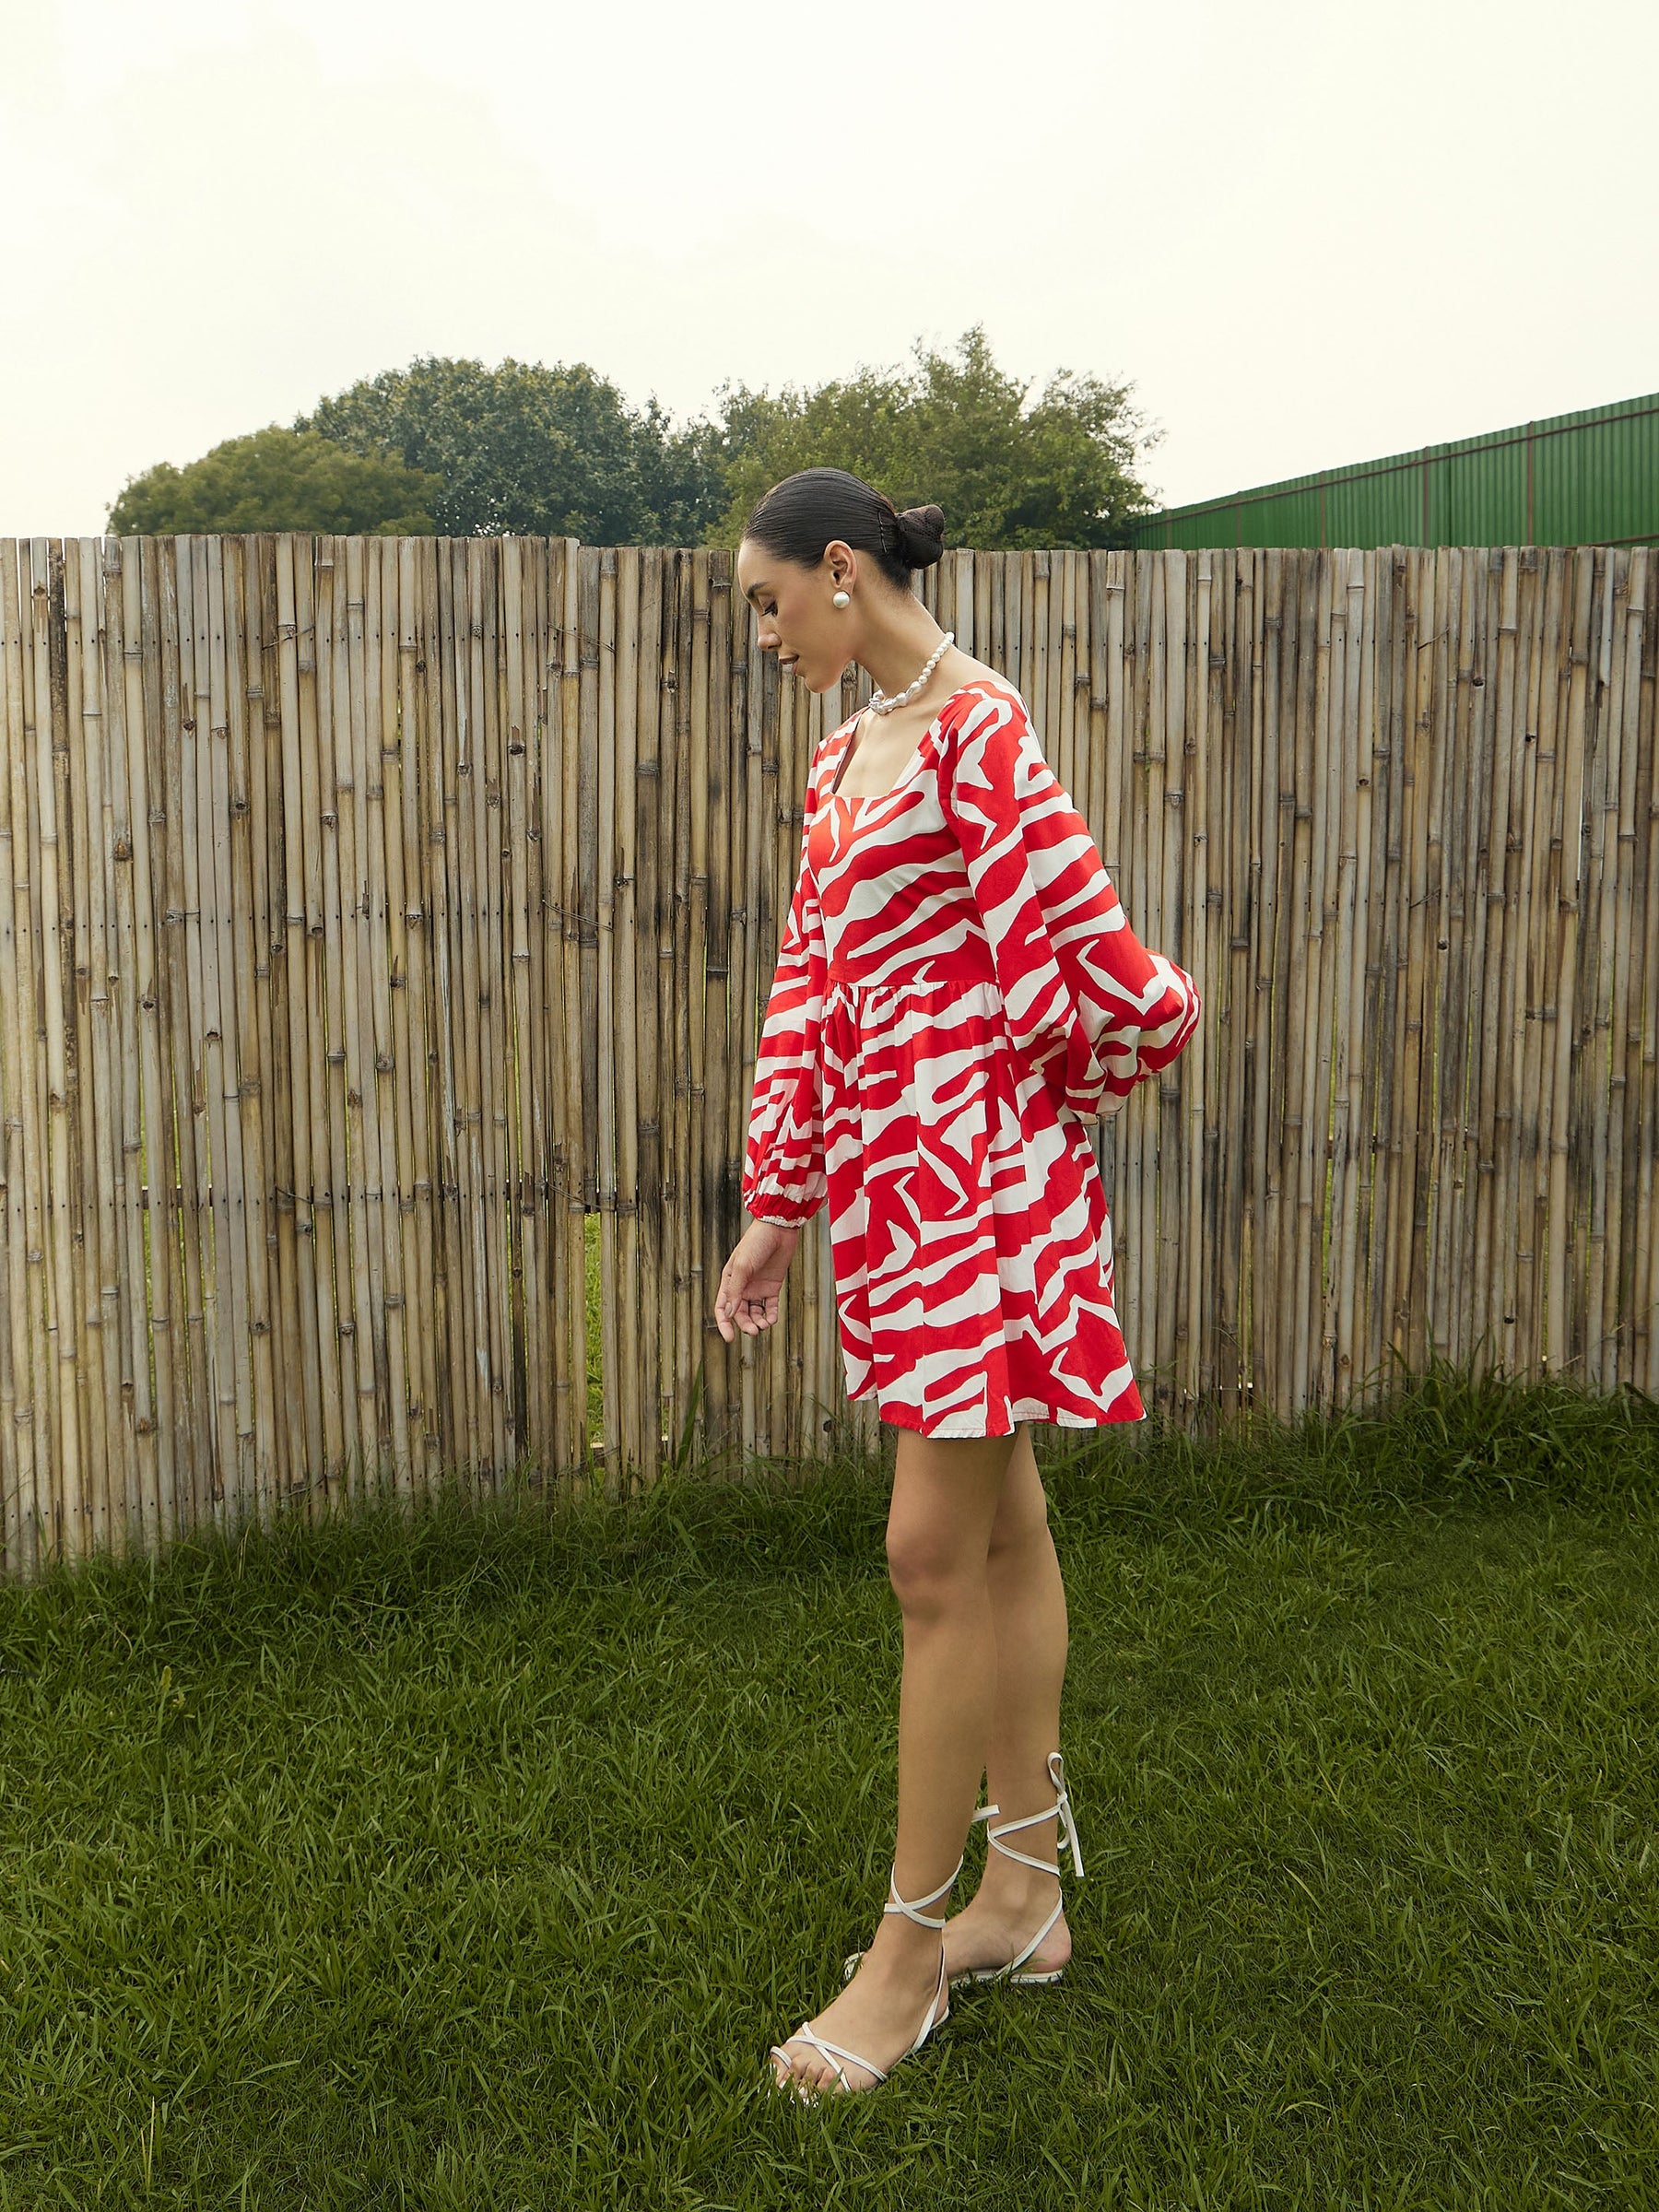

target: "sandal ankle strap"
[985,1750,1084,1881]
[883,1853,964,1931]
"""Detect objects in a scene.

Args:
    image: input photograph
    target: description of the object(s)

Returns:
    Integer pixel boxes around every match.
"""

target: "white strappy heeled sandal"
[769,1857,958,2098]
[841,1751,1085,1989]
[968,1751,1085,1985]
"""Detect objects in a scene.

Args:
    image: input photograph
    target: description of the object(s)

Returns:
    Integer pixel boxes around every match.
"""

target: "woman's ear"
[823,539,858,596]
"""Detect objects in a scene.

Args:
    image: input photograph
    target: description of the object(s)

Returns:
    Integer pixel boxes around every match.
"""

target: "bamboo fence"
[0,537,1653,1577]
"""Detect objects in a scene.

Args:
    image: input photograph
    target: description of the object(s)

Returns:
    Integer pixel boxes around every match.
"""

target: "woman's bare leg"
[942,1421,1074,1978]
[770,1423,1015,2095]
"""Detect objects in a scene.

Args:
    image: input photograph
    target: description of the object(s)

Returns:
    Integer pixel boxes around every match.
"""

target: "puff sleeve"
[740,791,830,1227]
[937,686,1201,1121]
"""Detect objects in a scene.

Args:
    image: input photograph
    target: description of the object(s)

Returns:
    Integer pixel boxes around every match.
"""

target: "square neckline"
[825,676,1015,807]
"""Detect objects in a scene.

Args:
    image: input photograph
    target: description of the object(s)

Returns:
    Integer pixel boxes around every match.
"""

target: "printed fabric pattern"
[741,677,1201,1438]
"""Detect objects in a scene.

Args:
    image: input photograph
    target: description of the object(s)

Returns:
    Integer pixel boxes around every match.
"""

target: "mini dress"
[741,676,1201,1439]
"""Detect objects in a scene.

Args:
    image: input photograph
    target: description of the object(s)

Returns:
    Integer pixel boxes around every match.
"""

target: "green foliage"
[106,425,442,536]
[707,324,1160,552]
[296,353,728,544]
[105,332,1159,552]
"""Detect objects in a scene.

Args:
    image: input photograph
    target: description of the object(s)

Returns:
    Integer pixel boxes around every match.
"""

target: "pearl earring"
[831,590,851,608]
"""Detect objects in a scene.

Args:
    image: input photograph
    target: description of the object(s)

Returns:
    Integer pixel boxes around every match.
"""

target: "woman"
[713,469,1201,2100]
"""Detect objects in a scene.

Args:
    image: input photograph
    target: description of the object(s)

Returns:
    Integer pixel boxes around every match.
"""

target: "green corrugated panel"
[1131,389,1659,547]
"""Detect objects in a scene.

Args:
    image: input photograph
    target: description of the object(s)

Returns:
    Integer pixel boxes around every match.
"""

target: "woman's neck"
[859,605,948,701]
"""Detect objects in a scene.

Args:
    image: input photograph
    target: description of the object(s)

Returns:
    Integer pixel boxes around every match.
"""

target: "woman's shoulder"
[943,664,1032,737]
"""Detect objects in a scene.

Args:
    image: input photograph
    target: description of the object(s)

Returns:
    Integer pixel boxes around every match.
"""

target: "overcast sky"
[4,0,1656,537]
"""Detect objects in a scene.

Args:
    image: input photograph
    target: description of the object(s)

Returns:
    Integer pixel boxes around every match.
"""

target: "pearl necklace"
[868,630,954,717]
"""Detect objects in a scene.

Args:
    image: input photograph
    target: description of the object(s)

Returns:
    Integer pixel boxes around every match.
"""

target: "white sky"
[3,0,1656,536]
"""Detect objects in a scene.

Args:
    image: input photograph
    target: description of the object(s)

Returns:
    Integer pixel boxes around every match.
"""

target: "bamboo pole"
[1611,551,1651,1388]
[242,538,292,1513]
[66,540,123,1554]
[435,539,479,1477]
[1054,549,1077,815]
[219,538,276,1520]
[135,540,186,1536]
[1595,553,1639,1385]
[18,545,60,1536]
[1297,548,1334,1417]
[1327,553,1362,1416]
[667,554,696,1464]
[57,540,104,1554]
[436,535,475,1488]
[472,538,512,1477]
[275,536,332,1506]
[1569,552,1616,1378]
[595,547,623,1492]
[416,538,462,1475]
[574,548,603,1480]
[360,538,409,1487]
[95,546,134,1550]
[700,548,735,1466]
[1525,551,1570,1371]
[335,537,382,1482]
[634,547,665,1486]
[1362,551,1403,1394]
[501,539,536,1478]
[689,550,721,1477]
[199,536,252,1516]
[0,546,19,1576]
[1275,551,1313,1419]
[32,539,86,1559]
[733,554,762,1465]
[1546,550,1594,1371]
[180,538,231,1514]
[1474,551,1519,1372]
[728,555,757,1463]
[396,539,439,1491]
[0,545,43,1574]
[1615,555,1648,1385]
[1181,549,1212,1418]
[1382,547,1418,1377]
[1441,549,1484,1374]
[514,540,549,1475]
[1234,550,1263,1409]
[313,539,363,1490]
[1511,548,1552,1374]
[371,538,416,1496]
[613,546,642,1489]
[1632,548,1659,1395]
[545,540,571,1477]
[1417,550,1453,1368]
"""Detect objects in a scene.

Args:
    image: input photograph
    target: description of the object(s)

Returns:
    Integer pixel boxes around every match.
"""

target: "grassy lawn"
[1,1369,1655,2209]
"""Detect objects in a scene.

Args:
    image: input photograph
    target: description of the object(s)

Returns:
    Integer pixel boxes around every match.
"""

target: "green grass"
[2,1367,1656,2210]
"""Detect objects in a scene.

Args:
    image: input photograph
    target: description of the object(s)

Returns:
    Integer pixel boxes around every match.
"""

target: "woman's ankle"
[863,1916,947,1978]
[962,1865,1062,1920]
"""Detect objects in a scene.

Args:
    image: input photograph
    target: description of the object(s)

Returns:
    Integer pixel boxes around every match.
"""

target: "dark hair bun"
[894,503,947,570]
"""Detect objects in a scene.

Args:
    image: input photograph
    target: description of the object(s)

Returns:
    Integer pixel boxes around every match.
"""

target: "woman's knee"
[885,1518,985,1621]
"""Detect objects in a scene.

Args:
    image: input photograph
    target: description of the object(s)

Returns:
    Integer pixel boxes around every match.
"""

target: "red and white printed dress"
[741,676,1201,1439]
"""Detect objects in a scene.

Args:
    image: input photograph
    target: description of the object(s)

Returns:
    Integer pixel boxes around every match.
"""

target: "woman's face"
[735,537,856,695]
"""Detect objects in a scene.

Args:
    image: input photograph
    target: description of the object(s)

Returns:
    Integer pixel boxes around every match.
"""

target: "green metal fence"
[1132,390,1659,551]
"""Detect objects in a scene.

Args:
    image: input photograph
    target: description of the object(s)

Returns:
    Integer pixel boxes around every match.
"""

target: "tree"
[296,355,728,544]
[106,426,442,535]
[705,325,1159,552]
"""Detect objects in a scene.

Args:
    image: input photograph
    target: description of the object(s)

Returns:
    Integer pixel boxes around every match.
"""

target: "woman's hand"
[714,1220,801,1340]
